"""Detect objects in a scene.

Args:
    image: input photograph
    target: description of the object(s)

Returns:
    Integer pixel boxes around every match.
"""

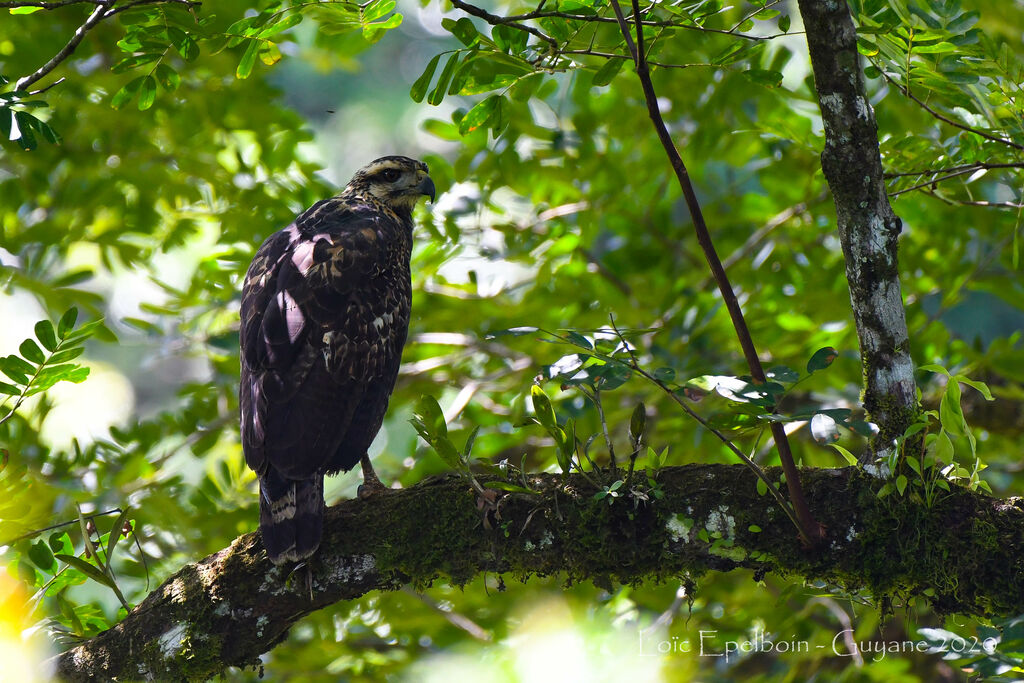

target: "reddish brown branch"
[608,0,823,545]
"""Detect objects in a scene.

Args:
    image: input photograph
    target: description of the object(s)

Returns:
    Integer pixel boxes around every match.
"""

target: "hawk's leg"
[357,454,388,500]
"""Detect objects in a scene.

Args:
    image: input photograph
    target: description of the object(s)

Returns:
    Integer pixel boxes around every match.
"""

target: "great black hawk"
[240,156,435,565]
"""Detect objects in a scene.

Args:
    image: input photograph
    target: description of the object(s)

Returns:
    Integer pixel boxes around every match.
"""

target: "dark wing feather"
[240,197,412,564]
[241,199,388,478]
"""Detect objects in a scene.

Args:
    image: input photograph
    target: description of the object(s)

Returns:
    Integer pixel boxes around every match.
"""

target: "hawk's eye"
[380,168,401,183]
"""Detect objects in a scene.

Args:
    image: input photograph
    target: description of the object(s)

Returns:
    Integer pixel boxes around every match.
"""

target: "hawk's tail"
[258,469,324,565]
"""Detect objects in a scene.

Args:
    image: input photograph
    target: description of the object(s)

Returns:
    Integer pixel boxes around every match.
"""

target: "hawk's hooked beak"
[417,175,436,204]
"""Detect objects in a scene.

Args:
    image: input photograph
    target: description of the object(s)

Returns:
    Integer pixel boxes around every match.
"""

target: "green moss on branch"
[54,465,1024,681]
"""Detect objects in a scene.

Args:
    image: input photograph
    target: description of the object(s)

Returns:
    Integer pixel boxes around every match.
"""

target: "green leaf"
[0,381,19,395]
[806,347,838,373]
[9,6,43,14]
[531,384,557,431]
[629,402,646,446]
[564,331,592,349]
[463,425,481,460]
[931,431,954,463]
[48,532,73,555]
[896,474,908,496]
[767,365,799,383]
[410,395,464,469]
[748,525,762,533]
[653,367,676,383]
[442,17,479,47]
[432,436,462,469]
[58,308,79,338]
[4,355,35,376]
[29,539,57,573]
[105,508,133,567]
[0,364,29,386]
[756,478,768,496]
[0,109,12,142]
[257,14,302,38]
[362,13,402,43]
[429,52,460,106]
[956,376,994,401]
[173,33,199,61]
[19,339,45,364]
[847,420,877,437]
[236,40,259,79]
[137,75,157,111]
[913,41,957,54]
[259,41,282,66]
[592,58,625,87]
[154,64,181,92]
[412,394,448,440]
[55,554,115,589]
[35,119,60,145]
[14,111,37,150]
[743,69,783,88]
[111,76,145,110]
[829,444,858,465]
[939,380,966,436]
[484,481,536,494]
[779,14,791,32]
[458,95,501,135]
[410,53,441,103]
[362,0,395,22]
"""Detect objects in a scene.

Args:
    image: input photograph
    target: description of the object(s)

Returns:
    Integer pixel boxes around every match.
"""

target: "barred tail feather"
[258,470,325,565]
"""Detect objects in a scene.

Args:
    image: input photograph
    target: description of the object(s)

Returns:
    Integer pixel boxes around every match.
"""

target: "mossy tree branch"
[55,465,1024,681]
[796,0,919,454]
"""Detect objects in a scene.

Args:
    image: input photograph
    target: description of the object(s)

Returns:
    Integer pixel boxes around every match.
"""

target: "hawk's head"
[344,156,436,213]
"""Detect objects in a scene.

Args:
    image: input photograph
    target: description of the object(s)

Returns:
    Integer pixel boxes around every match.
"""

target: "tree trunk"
[796,0,919,456]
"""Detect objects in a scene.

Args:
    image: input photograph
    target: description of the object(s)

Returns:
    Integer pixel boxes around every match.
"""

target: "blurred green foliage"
[2,0,1024,680]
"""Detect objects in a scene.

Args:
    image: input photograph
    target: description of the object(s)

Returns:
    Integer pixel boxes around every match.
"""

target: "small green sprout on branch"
[0,307,101,430]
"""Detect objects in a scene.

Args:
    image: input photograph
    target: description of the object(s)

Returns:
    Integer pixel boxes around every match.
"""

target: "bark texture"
[54,466,1024,681]
[796,0,918,453]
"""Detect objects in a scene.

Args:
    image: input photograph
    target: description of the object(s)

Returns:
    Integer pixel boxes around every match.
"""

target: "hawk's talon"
[357,453,388,500]
[357,480,388,500]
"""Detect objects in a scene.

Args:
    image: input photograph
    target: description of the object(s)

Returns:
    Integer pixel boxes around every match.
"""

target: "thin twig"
[449,0,557,49]
[15,0,112,91]
[727,0,785,33]
[635,365,803,531]
[584,386,618,469]
[922,191,1023,210]
[403,587,491,641]
[609,0,822,545]
[12,0,200,92]
[694,192,828,292]
[0,508,123,546]
[491,7,788,41]
[555,49,713,70]
[884,161,1024,178]
[888,167,982,198]
[0,0,98,7]
[604,317,802,529]
[579,246,633,296]
[879,69,1024,152]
